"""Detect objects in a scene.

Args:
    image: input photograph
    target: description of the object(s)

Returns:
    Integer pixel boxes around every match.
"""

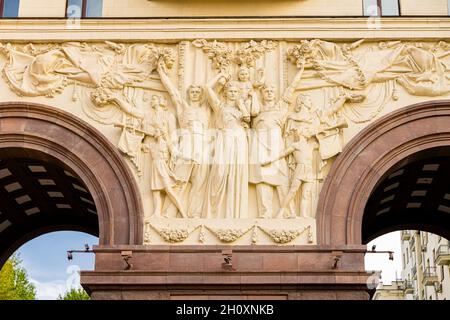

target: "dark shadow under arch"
[362,146,450,243]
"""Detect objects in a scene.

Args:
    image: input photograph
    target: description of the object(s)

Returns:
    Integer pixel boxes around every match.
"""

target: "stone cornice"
[0,17,449,41]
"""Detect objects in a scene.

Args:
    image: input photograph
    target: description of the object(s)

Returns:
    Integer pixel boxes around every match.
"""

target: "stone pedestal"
[81,245,375,300]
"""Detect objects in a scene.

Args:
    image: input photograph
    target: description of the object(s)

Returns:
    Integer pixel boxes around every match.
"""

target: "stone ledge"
[0,18,449,41]
[81,269,374,300]
[91,244,368,252]
[81,244,375,299]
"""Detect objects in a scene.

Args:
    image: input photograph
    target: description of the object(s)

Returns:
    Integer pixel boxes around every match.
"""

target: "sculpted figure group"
[106,57,363,220]
[0,39,448,222]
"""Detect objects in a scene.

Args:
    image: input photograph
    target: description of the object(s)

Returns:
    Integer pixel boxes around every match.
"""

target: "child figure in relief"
[261,93,320,219]
[235,66,265,123]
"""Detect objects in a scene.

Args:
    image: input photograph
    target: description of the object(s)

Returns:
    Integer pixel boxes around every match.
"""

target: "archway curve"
[361,146,450,243]
[0,102,144,260]
[316,100,450,246]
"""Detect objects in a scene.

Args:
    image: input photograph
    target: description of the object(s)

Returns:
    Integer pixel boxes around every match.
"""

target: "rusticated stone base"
[81,245,377,300]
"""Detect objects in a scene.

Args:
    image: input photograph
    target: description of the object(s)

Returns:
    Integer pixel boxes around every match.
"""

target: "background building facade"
[400,231,450,300]
[373,231,450,300]
[372,280,407,300]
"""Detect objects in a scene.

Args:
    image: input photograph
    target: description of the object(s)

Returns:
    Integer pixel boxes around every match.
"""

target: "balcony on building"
[422,267,438,286]
[434,282,443,294]
[411,265,417,279]
[409,236,416,252]
[435,245,450,266]
[401,230,411,241]
[403,280,414,294]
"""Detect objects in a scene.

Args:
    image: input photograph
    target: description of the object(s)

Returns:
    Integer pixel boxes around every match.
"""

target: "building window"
[363,0,400,16]
[66,0,102,18]
[0,0,20,18]
[422,232,428,246]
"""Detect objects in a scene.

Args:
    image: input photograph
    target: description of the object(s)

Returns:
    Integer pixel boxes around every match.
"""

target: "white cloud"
[27,264,83,300]
[31,279,66,300]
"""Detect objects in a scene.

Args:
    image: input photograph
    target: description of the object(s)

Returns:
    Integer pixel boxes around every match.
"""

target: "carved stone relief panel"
[0,39,448,245]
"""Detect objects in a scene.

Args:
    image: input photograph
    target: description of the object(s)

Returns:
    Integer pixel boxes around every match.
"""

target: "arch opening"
[0,102,144,267]
[4,230,99,300]
[363,146,450,244]
[0,148,100,267]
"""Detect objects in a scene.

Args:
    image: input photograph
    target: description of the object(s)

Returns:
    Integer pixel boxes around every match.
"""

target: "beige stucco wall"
[400,0,448,16]
[13,0,450,18]
[373,282,406,300]
[17,0,364,18]
[0,11,448,246]
[19,0,66,18]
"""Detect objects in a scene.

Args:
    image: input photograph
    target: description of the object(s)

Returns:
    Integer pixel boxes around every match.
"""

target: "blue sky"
[11,230,402,300]
[14,231,98,300]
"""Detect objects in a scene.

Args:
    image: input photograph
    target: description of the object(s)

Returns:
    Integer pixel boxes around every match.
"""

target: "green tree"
[0,255,36,300]
[58,287,90,300]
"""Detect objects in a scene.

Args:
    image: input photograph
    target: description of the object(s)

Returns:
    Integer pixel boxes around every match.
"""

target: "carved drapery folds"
[0,39,448,245]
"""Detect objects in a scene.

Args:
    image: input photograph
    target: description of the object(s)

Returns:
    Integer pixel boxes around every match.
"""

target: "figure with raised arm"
[93,90,187,219]
[203,73,249,219]
[156,62,211,218]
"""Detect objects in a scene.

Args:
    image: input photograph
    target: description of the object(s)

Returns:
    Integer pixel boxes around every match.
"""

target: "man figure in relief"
[156,62,212,218]
[315,91,365,161]
[92,90,187,219]
[249,61,306,219]
[262,93,320,218]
